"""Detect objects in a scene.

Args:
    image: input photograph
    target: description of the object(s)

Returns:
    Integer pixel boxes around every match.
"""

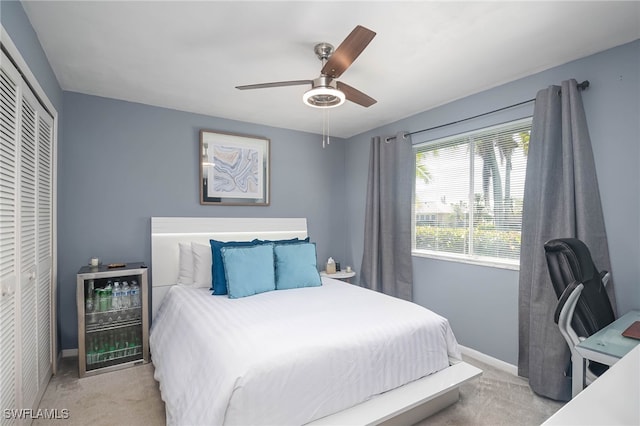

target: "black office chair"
[544,238,616,383]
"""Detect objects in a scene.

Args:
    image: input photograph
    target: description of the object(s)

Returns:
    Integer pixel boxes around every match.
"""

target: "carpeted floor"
[36,354,563,425]
[34,357,165,426]
[418,356,564,425]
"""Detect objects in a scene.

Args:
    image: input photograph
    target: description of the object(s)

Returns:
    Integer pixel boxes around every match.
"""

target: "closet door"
[36,110,53,394]
[0,48,54,420]
[19,86,39,410]
[17,63,53,412]
[0,51,20,425]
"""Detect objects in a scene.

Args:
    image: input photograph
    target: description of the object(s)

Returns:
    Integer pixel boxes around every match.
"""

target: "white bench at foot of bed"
[307,361,482,426]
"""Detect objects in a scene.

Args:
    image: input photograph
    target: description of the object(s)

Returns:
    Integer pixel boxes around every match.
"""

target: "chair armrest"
[555,282,584,348]
[554,281,581,324]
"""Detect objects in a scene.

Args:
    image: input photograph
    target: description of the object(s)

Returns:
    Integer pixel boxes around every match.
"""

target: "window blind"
[414,118,531,265]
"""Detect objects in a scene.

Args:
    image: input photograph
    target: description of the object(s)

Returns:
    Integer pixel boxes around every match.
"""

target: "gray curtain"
[518,79,616,401]
[360,132,414,301]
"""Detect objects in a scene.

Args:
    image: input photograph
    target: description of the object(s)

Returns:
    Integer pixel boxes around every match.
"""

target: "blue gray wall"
[0,0,63,110]
[58,93,348,349]
[5,0,639,362]
[345,39,640,365]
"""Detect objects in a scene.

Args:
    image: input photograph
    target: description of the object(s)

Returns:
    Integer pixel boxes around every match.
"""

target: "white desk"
[572,310,640,397]
[543,344,640,425]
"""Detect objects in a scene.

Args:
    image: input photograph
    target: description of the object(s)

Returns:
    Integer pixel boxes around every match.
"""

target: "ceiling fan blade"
[337,81,376,107]
[321,25,376,78]
[236,80,312,90]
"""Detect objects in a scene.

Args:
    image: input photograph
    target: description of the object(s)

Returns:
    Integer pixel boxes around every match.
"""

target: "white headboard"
[150,217,308,318]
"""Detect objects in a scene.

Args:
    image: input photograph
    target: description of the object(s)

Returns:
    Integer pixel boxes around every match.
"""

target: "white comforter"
[150,277,461,425]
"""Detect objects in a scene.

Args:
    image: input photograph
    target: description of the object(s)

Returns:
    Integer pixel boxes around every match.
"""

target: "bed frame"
[150,217,481,425]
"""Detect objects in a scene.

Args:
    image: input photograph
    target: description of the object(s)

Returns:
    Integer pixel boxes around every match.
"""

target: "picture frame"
[199,130,270,206]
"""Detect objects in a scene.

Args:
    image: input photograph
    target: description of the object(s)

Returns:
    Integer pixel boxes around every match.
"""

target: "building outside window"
[413,117,532,268]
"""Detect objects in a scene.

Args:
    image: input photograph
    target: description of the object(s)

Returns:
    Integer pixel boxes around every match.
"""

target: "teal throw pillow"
[220,243,276,298]
[274,242,322,290]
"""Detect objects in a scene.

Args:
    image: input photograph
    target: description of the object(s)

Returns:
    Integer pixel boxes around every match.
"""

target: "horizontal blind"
[415,137,470,256]
[414,118,531,264]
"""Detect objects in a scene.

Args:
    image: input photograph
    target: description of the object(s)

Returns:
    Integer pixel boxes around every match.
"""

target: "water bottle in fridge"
[121,281,131,309]
[103,280,113,312]
[86,335,94,365]
[130,280,140,308]
[97,335,106,363]
[86,280,96,324]
[112,281,121,310]
[123,330,130,356]
[85,280,94,312]
[129,329,139,355]
[107,331,116,360]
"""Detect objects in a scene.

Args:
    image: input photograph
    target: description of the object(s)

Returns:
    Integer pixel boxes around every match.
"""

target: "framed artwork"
[199,130,270,205]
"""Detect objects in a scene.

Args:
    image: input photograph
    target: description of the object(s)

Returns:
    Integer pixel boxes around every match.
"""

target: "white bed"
[149,217,481,425]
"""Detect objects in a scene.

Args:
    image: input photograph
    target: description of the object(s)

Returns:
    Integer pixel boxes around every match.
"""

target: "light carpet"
[36,354,563,425]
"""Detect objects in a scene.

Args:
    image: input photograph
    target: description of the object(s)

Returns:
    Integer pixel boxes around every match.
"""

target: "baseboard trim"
[61,348,78,358]
[459,345,518,376]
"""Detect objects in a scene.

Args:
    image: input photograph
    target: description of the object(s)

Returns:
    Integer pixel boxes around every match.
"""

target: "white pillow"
[177,242,194,286]
[192,242,213,288]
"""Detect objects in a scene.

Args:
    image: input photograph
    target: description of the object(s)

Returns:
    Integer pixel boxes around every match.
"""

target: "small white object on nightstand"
[320,270,356,283]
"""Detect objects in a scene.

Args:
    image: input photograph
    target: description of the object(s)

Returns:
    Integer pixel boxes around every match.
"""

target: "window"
[413,118,531,267]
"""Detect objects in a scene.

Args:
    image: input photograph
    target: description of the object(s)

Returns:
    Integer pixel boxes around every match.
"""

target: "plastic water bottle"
[104,281,113,312]
[85,279,94,313]
[123,331,130,356]
[129,329,139,355]
[118,331,127,358]
[97,335,106,363]
[112,281,121,310]
[107,331,116,360]
[130,280,140,308]
[86,335,94,365]
[121,281,131,309]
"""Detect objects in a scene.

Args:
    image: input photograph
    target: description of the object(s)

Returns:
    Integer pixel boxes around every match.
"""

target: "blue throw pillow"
[210,239,260,294]
[221,244,276,299]
[274,242,322,290]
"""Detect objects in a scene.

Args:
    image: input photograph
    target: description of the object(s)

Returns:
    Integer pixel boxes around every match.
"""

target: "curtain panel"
[518,79,616,401]
[360,132,414,301]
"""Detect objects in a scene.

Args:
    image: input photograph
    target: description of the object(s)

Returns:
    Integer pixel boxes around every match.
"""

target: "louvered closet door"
[0,51,20,426]
[36,105,53,391]
[0,49,54,420]
[19,82,39,412]
[18,75,53,411]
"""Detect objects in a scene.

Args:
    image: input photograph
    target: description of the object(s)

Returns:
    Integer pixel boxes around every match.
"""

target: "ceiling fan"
[236,25,377,109]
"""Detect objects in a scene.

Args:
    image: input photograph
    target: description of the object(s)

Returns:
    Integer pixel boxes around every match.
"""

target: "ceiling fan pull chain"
[322,109,331,148]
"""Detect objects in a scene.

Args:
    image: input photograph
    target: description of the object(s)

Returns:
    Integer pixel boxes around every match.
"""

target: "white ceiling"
[20,1,640,138]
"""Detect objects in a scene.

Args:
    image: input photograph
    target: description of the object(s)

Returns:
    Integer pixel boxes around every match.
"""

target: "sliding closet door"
[0,51,20,425]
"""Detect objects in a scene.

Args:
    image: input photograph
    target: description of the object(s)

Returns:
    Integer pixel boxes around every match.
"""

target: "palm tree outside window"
[413,118,531,267]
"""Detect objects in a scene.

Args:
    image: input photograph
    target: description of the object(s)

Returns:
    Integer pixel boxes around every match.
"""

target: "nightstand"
[320,270,356,283]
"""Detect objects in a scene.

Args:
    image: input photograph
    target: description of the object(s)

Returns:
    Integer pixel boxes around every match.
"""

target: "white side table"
[320,270,356,283]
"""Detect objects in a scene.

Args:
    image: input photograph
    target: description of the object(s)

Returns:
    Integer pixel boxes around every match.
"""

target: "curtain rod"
[386,80,590,142]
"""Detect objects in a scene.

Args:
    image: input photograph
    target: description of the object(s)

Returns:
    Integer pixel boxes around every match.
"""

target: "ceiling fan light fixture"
[303,86,346,108]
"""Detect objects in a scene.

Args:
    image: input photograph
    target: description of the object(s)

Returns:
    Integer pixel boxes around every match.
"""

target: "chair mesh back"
[544,238,615,338]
